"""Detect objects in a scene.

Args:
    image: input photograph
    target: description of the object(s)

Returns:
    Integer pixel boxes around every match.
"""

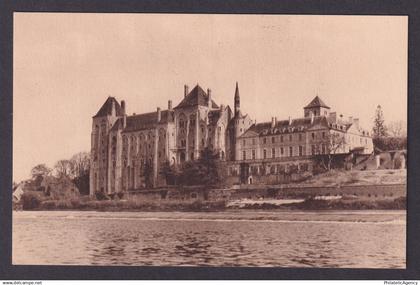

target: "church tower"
[234,81,240,117]
[228,82,253,160]
[89,97,123,195]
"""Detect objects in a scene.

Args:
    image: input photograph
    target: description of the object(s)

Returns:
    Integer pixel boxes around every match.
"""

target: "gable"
[93,97,124,118]
[174,84,218,109]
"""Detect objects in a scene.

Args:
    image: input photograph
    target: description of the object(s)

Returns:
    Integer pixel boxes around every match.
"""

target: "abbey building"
[90,83,373,194]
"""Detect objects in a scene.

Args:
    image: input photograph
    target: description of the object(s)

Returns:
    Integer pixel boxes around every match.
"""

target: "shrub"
[373,137,407,151]
[70,198,80,208]
[267,188,278,197]
[56,200,72,209]
[40,200,57,209]
[95,191,110,201]
[21,192,42,210]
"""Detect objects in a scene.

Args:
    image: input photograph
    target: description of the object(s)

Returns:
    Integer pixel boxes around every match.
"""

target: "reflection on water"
[13,210,406,268]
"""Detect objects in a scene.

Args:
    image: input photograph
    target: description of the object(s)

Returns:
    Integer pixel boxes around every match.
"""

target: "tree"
[69,152,90,177]
[373,136,407,151]
[30,164,52,179]
[372,105,387,138]
[177,148,226,187]
[387,120,407,137]
[66,152,91,195]
[198,147,226,186]
[315,132,346,171]
[160,160,180,185]
[54,159,73,177]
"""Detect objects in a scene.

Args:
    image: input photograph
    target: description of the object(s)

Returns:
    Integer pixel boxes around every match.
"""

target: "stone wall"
[230,184,406,200]
[127,183,406,202]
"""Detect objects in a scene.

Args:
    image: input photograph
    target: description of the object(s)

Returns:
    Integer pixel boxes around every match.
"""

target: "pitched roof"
[304,96,330,109]
[123,110,174,132]
[174,84,219,109]
[110,118,123,132]
[208,110,221,126]
[93,97,124,118]
[240,116,331,138]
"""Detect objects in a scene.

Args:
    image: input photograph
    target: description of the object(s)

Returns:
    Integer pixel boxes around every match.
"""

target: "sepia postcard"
[12,13,407,269]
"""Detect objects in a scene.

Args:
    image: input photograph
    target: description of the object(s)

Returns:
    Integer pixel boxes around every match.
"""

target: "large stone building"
[90,83,373,194]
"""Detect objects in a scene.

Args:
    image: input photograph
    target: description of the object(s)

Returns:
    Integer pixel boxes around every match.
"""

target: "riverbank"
[229,196,406,210]
[15,169,406,212]
[17,193,227,212]
[17,191,406,212]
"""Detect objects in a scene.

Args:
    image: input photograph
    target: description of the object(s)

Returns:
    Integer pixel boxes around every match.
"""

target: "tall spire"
[234,82,240,116]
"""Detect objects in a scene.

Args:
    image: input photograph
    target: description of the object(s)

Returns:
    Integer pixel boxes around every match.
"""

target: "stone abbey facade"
[90,83,373,194]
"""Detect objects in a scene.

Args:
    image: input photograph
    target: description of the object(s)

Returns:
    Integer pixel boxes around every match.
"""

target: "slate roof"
[122,110,174,132]
[208,110,221,126]
[174,84,219,109]
[93,97,124,118]
[110,118,123,132]
[304,96,330,109]
[240,116,332,138]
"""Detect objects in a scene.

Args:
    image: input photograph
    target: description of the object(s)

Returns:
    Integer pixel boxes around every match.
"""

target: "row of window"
[229,162,310,176]
[241,143,337,160]
[179,126,222,136]
[242,132,328,146]
[348,136,369,145]
[242,146,305,160]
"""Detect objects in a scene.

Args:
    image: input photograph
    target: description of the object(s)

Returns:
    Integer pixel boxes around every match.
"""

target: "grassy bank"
[230,196,406,210]
[19,192,226,212]
[18,191,406,211]
[289,169,406,187]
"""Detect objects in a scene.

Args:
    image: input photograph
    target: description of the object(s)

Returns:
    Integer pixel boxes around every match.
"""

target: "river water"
[13,210,406,268]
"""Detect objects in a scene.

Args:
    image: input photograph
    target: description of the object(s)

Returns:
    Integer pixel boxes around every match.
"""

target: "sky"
[13,13,407,182]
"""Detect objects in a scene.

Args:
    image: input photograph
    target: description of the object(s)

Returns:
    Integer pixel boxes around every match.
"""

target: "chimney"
[275,117,278,125]
[353,118,360,129]
[289,116,292,125]
[184,85,189,98]
[121,100,126,115]
[207,88,212,108]
[348,116,353,123]
[271,117,275,128]
[329,112,337,122]
[168,100,173,111]
[220,104,224,111]
[310,112,314,124]
[157,107,161,122]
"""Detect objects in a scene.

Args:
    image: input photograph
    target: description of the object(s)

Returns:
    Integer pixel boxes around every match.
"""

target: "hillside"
[291,169,406,187]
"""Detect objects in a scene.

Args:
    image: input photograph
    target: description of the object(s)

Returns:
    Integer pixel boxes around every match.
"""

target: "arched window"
[111,136,117,155]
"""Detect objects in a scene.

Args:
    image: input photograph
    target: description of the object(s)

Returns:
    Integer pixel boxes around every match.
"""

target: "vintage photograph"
[12,13,407,268]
